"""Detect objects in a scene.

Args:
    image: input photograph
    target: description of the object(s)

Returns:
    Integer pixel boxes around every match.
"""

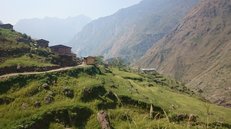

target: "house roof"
[36,39,49,43]
[84,56,96,59]
[50,45,72,49]
[141,68,156,71]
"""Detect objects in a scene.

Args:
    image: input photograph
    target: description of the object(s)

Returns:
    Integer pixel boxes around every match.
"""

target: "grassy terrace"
[0,28,30,50]
[0,55,55,68]
[0,28,57,69]
[0,66,230,129]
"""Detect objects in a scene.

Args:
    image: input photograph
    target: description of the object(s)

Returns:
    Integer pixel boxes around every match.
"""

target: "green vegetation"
[0,27,80,70]
[106,57,128,68]
[0,28,61,70]
[0,65,230,129]
[0,55,55,68]
[0,28,31,50]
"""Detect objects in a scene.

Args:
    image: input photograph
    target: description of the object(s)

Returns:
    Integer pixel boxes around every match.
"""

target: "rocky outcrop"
[97,111,112,129]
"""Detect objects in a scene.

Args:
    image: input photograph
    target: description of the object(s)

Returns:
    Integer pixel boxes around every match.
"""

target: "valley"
[0,0,231,128]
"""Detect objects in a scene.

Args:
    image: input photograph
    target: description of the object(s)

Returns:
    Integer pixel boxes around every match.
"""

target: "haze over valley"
[0,0,231,128]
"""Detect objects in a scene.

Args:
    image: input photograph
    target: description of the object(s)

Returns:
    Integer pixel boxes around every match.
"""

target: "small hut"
[36,39,49,48]
[50,45,72,55]
[83,56,96,65]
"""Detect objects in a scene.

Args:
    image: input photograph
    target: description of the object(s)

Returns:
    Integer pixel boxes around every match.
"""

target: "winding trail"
[0,66,81,79]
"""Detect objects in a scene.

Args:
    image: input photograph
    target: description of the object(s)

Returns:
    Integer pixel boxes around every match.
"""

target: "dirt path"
[0,66,80,79]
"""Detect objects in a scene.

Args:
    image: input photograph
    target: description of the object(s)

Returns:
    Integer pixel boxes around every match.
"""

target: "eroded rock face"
[97,110,112,129]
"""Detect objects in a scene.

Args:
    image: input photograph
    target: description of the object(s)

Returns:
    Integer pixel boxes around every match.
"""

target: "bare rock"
[188,114,197,122]
[97,110,112,129]
[42,83,50,90]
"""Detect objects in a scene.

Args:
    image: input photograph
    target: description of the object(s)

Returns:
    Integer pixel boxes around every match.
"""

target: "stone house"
[83,56,96,65]
[50,45,72,55]
[36,39,49,48]
[0,24,13,30]
[140,68,157,74]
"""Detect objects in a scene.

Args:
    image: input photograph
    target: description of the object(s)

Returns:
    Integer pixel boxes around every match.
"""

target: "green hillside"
[0,28,57,69]
[0,65,230,129]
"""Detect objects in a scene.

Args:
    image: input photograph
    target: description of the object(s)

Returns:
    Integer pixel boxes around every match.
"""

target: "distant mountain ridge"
[15,15,91,46]
[137,0,231,106]
[70,0,198,61]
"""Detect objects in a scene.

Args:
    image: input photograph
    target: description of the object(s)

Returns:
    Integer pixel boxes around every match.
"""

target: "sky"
[0,0,142,24]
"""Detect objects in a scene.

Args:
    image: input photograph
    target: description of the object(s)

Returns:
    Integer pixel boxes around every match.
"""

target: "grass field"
[0,28,58,69]
[0,55,55,68]
[0,66,230,129]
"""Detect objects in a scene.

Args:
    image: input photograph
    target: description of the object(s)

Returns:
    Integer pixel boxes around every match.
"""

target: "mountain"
[70,0,198,61]
[15,15,91,46]
[137,0,231,107]
[0,20,2,24]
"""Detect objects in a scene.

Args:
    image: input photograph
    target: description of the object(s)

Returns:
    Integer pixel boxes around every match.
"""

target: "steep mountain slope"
[1,66,231,129]
[137,0,231,106]
[15,15,91,46]
[70,0,198,61]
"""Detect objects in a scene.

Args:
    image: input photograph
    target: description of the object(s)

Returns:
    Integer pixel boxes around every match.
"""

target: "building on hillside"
[140,68,157,74]
[0,24,13,30]
[50,45,72,56]
[83,56,96,65]
[36,39,49,48]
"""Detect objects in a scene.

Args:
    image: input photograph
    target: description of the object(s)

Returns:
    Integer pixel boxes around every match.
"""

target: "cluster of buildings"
[36,39,96,66]
[0,23,96,66]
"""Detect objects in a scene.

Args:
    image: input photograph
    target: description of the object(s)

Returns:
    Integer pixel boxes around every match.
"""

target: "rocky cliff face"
[137,0,231,106]
[70,0,198,62]
[15,15,91,45]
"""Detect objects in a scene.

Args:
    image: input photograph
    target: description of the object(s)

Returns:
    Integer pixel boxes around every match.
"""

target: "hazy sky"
[1,0,142,24]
